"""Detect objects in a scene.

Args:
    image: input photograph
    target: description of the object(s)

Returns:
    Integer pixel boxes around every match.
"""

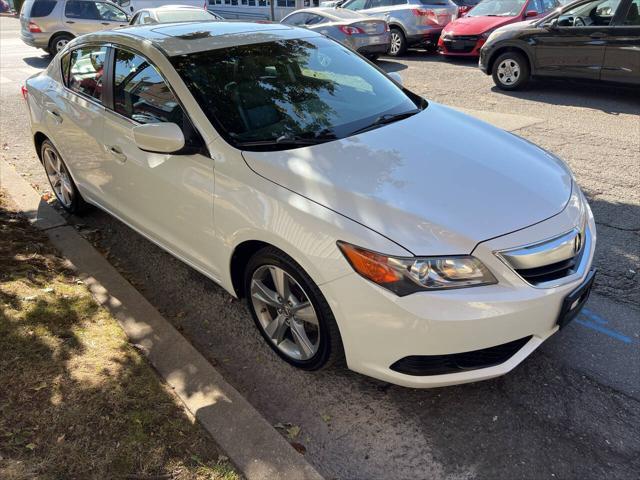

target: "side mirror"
[388,71,403,85]
[547,18,559,29]
[133,123,185,154]
[525,9,538,18]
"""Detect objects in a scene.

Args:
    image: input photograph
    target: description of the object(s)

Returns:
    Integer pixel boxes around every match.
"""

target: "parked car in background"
[451,0,481,16]
[338,0,458,55]
[438,0,559,57]
[129,4,222,24]
[20,0,129,54]
[281,7,390,59]
[24,21,596,389]
[480,0,640,89]
[111,0,208,15]
[320,0,345,6]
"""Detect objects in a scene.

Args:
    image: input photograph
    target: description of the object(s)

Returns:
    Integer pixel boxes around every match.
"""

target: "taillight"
[28,21,42,33]
[339,25,364,35]
[21,85,28,101]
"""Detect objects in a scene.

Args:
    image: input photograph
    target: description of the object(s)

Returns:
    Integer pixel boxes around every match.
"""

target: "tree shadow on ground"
[0,196,234,480]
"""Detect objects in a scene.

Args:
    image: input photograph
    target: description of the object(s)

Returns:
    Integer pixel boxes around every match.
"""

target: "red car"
[438,0,560,57]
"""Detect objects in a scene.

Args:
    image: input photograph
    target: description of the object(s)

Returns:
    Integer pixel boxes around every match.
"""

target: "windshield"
[467,0,526,16]
[171,37,424,151]
[156,9,216,22]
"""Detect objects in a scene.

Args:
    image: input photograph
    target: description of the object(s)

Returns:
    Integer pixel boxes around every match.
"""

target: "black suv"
[479,0,640,89]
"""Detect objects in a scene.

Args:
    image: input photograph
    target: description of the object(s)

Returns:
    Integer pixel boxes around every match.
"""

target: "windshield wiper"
[349,109,421,136]
[235,131,338,148]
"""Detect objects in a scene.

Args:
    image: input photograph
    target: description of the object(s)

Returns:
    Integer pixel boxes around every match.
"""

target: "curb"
[1,159,325,480]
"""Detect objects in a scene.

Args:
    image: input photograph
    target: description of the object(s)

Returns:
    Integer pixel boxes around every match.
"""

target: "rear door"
[47,45,107,201]
[534,0,622,80]
[601,0,640,84]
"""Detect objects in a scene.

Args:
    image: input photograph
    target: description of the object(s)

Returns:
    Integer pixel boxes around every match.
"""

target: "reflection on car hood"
[242,103,572,255]
[443,15,520,35]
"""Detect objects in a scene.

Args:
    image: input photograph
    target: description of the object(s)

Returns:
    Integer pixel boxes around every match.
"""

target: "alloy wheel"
[43,145,74,208]
[390,32,402,55]
[250,265,320,361]
[496,59,521,86]
[55,38,69,52]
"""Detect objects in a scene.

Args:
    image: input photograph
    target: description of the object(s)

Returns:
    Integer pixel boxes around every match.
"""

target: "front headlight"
[337,241,497,296]
[481,29,496,39]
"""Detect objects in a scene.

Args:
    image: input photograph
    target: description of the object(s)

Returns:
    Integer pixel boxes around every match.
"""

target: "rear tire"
[388,27,407,57]
[48,33,74,56]
[244,246,344,371]
[41,140,89,215]
[491,51,530,91]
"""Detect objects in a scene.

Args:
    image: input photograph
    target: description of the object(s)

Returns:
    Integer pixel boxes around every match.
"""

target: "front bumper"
[321,201,596,388]
[438,34,486,57]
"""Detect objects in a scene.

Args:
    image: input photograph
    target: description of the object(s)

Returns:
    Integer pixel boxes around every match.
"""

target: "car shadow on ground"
[381,50,480,69]
[491,80,640,115]
[22,55,52,69]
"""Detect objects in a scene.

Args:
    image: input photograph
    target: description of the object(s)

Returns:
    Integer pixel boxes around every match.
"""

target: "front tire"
[388,27,407,57]
[244,247,344,371]
[41,140,89,214]
[491,51,530,90]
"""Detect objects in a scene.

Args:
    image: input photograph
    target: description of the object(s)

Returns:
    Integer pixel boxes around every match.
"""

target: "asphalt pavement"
[1,16,639,480]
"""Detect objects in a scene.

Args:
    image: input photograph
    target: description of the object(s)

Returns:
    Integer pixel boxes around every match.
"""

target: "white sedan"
[23,21,596,388]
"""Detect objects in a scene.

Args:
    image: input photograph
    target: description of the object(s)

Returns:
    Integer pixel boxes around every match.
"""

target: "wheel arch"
[229,239,271,299]
[388,22,408,38]
[33,131,49,163]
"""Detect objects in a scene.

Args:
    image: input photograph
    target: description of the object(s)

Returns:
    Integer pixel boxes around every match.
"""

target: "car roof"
[293,7,367,20]
[72,21,319,56]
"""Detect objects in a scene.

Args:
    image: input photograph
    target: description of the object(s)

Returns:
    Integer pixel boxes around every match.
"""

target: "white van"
[111,0,208,14]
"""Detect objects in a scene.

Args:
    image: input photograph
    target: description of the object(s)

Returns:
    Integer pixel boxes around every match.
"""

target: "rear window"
[156,9,215,22]
[30,0,57,17]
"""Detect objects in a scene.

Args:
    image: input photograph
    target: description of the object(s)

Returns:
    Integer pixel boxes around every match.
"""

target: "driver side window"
[556,0,621,26]
[95,2,127,22]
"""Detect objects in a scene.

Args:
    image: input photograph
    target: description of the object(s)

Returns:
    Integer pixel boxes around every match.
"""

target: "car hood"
[443,15,518,35]
[242,103,572,255]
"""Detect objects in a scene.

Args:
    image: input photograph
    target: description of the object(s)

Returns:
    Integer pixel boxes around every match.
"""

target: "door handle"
[66,20,75,24]
[46,109,62,125]
[107,146,127,163]
[101,22,110,25]
[590,32,606,39]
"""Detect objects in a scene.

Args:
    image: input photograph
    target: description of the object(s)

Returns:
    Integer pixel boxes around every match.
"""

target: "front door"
[534,0,621,80]
[602,0,640,84]
[99,48,218,277]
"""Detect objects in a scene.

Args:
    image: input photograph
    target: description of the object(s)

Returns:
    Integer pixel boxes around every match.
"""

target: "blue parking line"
[581,308,609,325]
[574,310,634,344]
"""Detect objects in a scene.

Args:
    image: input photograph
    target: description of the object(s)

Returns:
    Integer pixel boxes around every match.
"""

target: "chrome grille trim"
[496,225,592,289]
[499,229,582,270]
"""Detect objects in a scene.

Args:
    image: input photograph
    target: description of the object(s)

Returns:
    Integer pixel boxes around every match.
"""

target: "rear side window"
[30,0,57,17]
[113,49,184,125]
[66,46,107,101]
[65,1,100,19]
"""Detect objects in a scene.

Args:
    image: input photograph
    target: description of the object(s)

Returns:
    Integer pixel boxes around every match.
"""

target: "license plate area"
[557,269,596,329]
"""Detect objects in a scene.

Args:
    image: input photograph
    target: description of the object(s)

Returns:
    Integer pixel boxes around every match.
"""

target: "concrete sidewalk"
[0,158,324,480]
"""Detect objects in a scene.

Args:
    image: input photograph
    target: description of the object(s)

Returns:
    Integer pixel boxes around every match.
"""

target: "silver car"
[20,0,129,55]
[129,5,223,25]
[338,0,458,56]
[281,8,390,60]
